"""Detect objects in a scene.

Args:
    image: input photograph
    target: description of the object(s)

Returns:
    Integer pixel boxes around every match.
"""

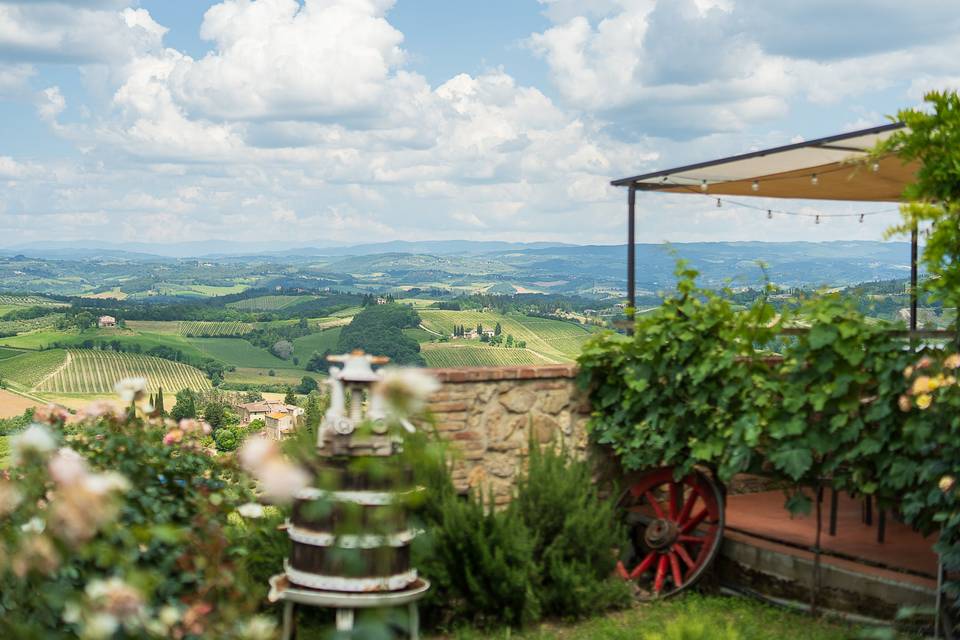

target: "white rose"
[82,612,118,640]
[114,377,147,403]
[49,447,89,485]
[238,502,266,519]
[11,424,56,462]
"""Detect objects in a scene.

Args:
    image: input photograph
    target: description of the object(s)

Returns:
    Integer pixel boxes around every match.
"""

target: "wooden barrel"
[285,448,421,593]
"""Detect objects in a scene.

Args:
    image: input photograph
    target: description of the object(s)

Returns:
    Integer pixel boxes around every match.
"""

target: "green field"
[417,310,597,362]
[0,436,8,469]
[186,337,292,368]
[225,367,312,386]
[124,321,182,335]
[34,350,210,395]
[0,329,212,362]
[421,343,554,367]
[0,350,68,390]
[403,327,436,343]
[226,295,315,311]
[292,328,342,360]
[0,347,24,360]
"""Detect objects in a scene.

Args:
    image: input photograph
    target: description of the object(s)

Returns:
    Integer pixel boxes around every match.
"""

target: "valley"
[0,240,947,415]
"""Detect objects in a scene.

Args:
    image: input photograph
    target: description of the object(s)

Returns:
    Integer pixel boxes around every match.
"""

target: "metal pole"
[911,223,919,332]
[627,185,636,316]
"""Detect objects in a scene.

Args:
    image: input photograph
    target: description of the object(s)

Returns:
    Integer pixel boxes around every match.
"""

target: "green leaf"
[769,447,813,480]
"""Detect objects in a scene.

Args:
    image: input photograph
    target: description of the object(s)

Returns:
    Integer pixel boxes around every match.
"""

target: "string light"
[700,179,708,192]
[810,173,819,186]
[751,180,760,192]
[653,177,899,221]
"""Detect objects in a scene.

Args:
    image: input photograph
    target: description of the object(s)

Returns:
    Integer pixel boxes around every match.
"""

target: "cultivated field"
[417,310,597,362]
[0,313,64,336]
[0,350,69,390]
[0,389,40,418]
[179,321,252,337]
[420,344,554,367]
[128,320,253,337]
[34,350,210,394]
[0,295,66,307]
[226,295,315,311]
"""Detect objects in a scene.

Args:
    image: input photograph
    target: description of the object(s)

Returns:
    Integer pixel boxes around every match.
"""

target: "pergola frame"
[611,123,923,331]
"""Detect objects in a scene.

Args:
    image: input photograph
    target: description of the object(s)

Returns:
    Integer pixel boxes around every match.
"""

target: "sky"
[1,0,960,248]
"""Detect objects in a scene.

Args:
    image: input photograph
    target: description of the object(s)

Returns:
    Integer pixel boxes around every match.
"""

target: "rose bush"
[0,381,283,639]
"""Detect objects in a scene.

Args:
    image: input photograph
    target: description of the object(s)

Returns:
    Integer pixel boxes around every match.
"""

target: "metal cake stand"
[268,574,430,639]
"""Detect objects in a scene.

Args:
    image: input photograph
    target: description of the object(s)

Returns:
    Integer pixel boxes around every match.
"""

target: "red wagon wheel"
[615,466,725,600]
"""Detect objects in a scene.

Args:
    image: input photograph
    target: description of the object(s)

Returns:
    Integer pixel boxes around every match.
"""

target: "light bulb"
[751,180,760,192]
[700,180,708,192]
[815,214,821,224]
[767,210,772,219]
[810,173,819,186]
[716,198,722,208]
[871,162,880,173]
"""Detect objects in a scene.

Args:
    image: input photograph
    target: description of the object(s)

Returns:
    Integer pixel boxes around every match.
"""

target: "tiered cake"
[283,351,421,593]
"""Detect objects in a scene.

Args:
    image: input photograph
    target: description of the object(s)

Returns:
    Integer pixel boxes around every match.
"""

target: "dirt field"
[0,389,40,418]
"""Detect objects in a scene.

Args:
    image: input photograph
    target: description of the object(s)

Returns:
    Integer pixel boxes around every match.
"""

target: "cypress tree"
[156,387,165,414]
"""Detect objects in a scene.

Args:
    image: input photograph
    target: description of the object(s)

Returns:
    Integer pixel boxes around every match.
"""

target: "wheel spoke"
[615,560,630,580]
[644,491,666,519]
[679,534,706,545]
[680,508,708,534]
[653,555,668,594]
[668,482,679,520]
[630,551,658,579]
[669,552,684,587]
[673,543,696,569]
[677,486,698,524]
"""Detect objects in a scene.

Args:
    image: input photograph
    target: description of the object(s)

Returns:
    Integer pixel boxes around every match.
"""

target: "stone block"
[485,452,517,478]
[499,387,537,413]
[539,390,570,415]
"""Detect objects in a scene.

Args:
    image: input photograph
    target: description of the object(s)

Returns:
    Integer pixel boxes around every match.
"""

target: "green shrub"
[414,438,630,630]
[418,490,540,629]
[510,441,632,619]
[214,427,240,452]
[0,407,34,436]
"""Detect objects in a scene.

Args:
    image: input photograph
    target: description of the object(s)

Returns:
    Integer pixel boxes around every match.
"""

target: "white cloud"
[36,85,65,123]
[0,1,165,64]
[167,0,407,121]
[529,0,960,137]
[0,62,33,96]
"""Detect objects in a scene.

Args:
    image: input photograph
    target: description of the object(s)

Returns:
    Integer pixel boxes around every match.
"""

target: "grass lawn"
[443,596,863,640]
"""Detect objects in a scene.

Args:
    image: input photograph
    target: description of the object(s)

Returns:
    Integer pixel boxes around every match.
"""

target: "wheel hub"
[644,518,679,550]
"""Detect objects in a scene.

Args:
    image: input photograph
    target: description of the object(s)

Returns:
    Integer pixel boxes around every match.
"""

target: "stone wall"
[424,365,590,505]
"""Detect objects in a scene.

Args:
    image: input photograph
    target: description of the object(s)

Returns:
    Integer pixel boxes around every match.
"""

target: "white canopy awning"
[612,123,917,202]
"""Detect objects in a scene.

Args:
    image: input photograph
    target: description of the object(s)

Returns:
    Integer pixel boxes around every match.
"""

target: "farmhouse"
[265,412,295,440]
[97,315,117,328]
[237,400,304,425]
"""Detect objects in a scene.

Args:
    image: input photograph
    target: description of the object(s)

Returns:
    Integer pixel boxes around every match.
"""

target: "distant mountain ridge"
[0,239,916,297]
[0,239,572,260]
